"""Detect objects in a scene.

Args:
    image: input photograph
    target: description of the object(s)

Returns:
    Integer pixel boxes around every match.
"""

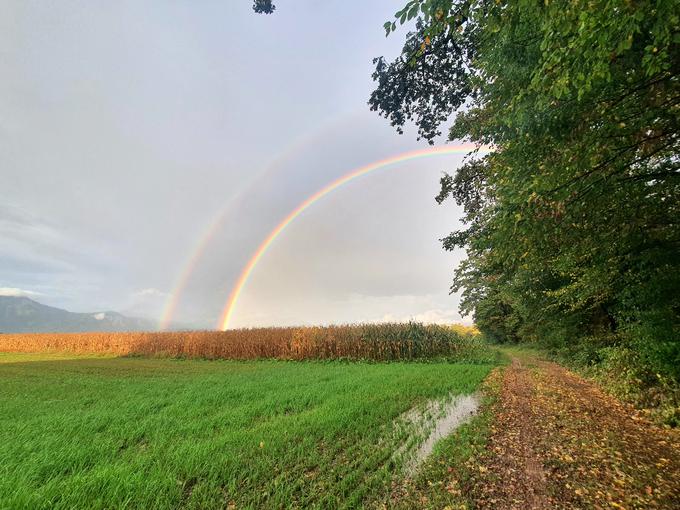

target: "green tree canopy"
[371,1,679,378]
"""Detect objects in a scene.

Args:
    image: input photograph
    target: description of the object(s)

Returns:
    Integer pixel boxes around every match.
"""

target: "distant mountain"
[0,296,156,333]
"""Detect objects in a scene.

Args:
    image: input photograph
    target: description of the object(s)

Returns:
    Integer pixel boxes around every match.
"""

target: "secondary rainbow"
[218,143,488,330]
[157,111,366,330]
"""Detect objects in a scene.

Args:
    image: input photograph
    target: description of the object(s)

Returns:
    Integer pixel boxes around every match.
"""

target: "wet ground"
[403,393,480,475]
[472,354,680,509]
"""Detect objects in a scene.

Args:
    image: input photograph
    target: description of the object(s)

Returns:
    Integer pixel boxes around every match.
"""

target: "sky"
[1,0,472,329]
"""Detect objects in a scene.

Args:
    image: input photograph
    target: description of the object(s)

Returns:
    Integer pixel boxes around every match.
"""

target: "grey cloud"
[1,1,468,328]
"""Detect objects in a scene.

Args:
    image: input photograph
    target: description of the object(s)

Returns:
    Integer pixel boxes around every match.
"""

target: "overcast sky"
[1,0,471,329]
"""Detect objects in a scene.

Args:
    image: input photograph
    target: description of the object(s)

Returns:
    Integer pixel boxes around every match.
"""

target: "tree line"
[368,0,679,381]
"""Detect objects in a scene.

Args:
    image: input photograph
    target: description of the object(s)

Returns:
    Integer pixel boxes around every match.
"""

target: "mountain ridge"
[0,296,156,333]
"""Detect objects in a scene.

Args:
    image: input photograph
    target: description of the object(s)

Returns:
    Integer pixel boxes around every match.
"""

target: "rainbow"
[218,143,488,330]
[157,111,366,330]
[157,210,229,330]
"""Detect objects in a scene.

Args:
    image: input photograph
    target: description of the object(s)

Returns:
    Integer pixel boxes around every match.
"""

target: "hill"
[0,296,155,333]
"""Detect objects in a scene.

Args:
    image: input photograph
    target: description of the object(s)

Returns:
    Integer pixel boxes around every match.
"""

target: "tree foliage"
[372,0,680,379]
[252,0,275,14]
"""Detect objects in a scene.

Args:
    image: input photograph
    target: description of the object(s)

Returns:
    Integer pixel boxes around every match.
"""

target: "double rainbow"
[158,112,364,330]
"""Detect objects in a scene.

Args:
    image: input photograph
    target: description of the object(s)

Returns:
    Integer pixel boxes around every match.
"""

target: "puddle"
[391,393,480,476]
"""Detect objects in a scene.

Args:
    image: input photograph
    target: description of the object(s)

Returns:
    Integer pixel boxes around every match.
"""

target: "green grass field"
[0,354,492,509]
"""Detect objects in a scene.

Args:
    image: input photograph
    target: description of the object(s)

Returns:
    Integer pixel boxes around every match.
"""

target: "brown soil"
[473,353,680,509]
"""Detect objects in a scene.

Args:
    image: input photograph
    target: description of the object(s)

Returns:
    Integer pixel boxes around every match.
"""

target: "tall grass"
[0,322,487,361]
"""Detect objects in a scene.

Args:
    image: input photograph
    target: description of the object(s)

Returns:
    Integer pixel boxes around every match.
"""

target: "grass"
[0,323,485,362]
[0,353,493,509]
[377,367,504,509]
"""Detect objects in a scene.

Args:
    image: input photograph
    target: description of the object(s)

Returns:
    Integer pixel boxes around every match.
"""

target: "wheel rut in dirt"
[473,353,679,509]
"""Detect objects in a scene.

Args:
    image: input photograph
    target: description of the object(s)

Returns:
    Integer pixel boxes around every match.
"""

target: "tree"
[371,1,680,377]
[252,0,275,14]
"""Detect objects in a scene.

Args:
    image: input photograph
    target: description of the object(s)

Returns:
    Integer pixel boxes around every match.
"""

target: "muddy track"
[473,354,680,509]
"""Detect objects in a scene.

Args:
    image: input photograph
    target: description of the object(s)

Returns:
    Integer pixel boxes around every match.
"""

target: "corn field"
[0,322,484,361]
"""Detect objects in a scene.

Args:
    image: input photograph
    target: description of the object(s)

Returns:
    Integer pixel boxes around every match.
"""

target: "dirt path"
[473,353,680,509]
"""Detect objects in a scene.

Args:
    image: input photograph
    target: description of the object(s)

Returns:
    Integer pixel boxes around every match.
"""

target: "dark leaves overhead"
[253,0,275,14]
[369,18,474,143]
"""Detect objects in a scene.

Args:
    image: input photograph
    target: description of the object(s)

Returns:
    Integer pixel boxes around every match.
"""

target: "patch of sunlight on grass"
[0,352,115,364]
